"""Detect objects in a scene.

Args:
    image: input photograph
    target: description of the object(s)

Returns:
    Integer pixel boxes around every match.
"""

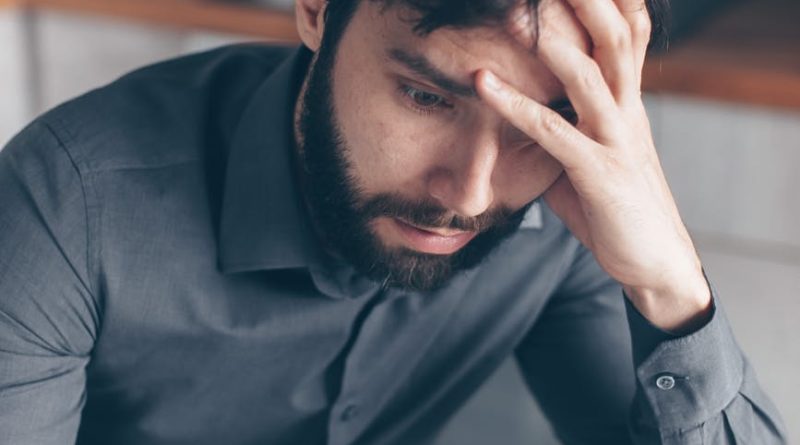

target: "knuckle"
[538,108,567,137]
[509,93,528,114]
[607,26,632,51]
[577,63,604,91]
[630,13,652,41]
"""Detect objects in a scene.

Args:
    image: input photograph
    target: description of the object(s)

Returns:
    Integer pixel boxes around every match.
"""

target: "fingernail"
[483,71,501,91]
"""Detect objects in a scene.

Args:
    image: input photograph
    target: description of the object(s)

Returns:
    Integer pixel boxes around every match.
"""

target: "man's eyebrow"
[387,48,478,98]
[388,48,573,112]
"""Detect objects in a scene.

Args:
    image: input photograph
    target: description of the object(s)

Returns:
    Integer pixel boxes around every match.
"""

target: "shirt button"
[340,404,359,422]
[656,375,676,391]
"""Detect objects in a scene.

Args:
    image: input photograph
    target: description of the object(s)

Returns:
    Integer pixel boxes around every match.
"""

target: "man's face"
[297,0,589,290]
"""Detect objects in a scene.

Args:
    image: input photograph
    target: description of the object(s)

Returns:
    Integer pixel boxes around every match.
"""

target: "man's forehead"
[368,0,590,52]
[363,0,590,103]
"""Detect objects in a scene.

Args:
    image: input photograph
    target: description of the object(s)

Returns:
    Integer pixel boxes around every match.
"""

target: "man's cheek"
[498,147,564,205]
[358,121,431,179]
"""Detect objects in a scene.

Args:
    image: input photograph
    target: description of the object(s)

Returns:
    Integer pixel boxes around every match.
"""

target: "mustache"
[358,194,518,232]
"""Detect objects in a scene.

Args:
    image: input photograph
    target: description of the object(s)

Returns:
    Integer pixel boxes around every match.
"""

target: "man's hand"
[475,0,712,332]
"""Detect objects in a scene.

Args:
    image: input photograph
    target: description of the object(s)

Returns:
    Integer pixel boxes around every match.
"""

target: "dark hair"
[322,0,670,52]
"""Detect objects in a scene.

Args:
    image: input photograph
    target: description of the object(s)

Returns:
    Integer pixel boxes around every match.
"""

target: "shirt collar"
[218,45,322,274]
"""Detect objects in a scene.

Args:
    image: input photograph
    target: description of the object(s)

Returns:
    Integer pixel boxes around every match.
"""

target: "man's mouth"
[391,218,478,255]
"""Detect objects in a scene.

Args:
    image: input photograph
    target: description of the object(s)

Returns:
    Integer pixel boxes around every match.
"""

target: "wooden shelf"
[642,0,800,109]
[18,0,300,41]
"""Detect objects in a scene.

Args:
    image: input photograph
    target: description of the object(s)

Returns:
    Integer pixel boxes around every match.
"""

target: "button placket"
[326,287,392,445]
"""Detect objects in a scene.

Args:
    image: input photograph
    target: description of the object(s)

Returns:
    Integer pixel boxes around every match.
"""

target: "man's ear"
[295,0,327,51]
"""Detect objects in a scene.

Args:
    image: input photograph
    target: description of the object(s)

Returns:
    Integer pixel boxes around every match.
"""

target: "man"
[0,0,787,443]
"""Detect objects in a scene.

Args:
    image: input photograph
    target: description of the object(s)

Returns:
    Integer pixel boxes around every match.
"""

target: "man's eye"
[409,89,443,107]
[399,85,451,114]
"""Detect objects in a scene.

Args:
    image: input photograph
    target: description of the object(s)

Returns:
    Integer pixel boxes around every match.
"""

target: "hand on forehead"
[510,0,588,52]
[365,0,650,104]
[507,0,648,53]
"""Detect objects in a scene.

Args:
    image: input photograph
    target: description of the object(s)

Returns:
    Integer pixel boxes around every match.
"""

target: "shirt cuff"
[624,282,745,430]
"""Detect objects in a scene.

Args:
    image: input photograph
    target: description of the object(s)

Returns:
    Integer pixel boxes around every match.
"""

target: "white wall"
[0,8,255,147]
[0,9,31,147]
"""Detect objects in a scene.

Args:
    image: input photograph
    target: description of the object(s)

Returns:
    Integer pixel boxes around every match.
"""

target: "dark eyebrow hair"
[388,47,573,112]
[387,48,478,98]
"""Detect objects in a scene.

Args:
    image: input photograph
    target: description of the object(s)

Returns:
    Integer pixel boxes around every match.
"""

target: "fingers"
[612,0,652,82]
[560,0,637,101]
[536,35,623,142]
[561,0,650,102]
[475,69,600,172]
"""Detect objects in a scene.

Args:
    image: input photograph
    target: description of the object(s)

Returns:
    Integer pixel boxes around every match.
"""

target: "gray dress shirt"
[0,44,787,445]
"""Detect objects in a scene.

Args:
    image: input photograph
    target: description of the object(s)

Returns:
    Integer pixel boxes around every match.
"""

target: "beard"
[295,43,531,292]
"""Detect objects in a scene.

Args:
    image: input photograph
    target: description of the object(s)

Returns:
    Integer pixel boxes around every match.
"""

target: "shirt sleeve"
[625,282,787,443]
[515,242,787,444]
[0,120,99,445]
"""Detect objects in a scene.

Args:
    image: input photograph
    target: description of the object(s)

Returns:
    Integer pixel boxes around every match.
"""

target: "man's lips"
[391,218,478,255]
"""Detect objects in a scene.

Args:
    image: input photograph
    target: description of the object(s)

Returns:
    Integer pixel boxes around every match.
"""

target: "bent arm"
[0,121,99,444]
[515,243,786,444]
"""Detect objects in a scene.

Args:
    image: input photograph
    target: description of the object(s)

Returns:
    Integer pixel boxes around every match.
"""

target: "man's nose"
[426,132,499,218]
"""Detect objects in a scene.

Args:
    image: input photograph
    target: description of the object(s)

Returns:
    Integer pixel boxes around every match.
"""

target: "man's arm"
[475,0,713,335]
[514,241,787,444]
[0,120,99,444]
[471,0,786,440]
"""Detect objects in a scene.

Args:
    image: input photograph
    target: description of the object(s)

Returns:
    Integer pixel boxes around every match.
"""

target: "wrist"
[624,267,712,334]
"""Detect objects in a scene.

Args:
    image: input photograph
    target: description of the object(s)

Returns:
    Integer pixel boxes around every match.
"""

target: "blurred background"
[0,0,797,443]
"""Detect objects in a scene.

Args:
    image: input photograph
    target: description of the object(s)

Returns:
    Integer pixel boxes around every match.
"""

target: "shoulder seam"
[38,119,99,306]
